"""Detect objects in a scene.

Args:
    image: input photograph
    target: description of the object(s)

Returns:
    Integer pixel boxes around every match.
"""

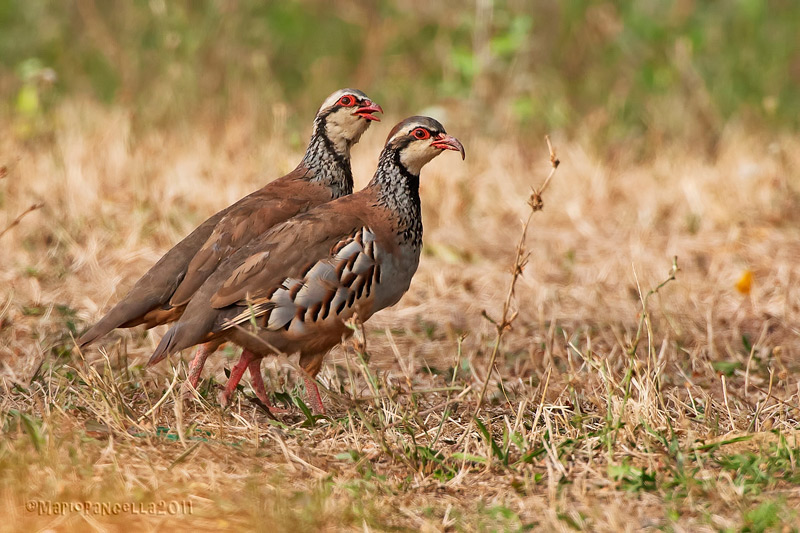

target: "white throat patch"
[324,108,370,154]
[399,141,439,175]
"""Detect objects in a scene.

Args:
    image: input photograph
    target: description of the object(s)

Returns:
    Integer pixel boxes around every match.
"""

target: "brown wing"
[216,224,382,335]
[209,205,367,309]
[169,178,329,307]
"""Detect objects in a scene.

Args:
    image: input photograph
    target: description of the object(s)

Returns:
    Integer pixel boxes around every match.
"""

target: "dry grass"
[2,100,800,531]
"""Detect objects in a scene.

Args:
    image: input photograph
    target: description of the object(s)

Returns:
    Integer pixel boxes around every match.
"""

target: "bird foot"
[247,356,291,415]
[217,389,232,409]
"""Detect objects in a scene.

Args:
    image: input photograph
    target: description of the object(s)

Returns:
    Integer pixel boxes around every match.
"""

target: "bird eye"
[412,128,431,140]
[337,95,355,107]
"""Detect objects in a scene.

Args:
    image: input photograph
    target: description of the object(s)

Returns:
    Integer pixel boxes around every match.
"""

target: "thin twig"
[0,203,44,240]
[628,256,680,356]
[613,257,680,441]
[385,385,474,430]
[749,368,774,432]
[137,365,181,422]
[472,136,560,419]
[721,374,736,430]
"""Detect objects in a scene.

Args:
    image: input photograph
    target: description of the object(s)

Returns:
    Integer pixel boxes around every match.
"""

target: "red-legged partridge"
[79,89,382,404]
[147,116,465,414]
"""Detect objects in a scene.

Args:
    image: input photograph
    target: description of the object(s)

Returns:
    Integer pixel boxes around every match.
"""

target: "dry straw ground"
[2,101,800,531]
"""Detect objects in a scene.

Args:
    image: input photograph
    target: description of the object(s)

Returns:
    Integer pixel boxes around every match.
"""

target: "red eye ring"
[412,128,431,140]
[337,95,355,107]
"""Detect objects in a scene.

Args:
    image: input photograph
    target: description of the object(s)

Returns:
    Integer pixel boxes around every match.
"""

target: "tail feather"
[77,323,109,349]
[78,294,168,348]
[78,312,132,349]
[148,326,180,366]
[147,322,205,366]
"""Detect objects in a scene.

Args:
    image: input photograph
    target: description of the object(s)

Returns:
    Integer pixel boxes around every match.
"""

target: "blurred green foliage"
[0,0,798,151]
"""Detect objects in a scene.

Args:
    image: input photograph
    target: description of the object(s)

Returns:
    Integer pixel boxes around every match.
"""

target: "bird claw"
[217,389,231,409]
[246,395,292,417]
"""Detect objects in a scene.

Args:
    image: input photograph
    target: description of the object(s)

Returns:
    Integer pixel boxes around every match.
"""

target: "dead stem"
[0,203,43,240]
[472,136,560,420]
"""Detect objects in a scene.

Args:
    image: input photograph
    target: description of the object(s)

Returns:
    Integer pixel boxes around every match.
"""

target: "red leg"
[302,372,326,415]
[187,342,215,388]
[299,353,326,415]
[247,357,291,414]
[181,342,220,401]
[218,349,254,407]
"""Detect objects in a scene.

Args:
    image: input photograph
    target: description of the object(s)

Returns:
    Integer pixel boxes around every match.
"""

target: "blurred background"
[2,0,798,156]
[3,5,800,529]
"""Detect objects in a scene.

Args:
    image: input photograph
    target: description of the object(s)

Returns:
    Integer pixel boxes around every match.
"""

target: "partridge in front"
[147,116,465,414]
[78,89,382,406]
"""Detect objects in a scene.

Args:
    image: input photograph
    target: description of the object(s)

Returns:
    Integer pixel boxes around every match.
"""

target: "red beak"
[431,133,466,159]
[353,101,383,122]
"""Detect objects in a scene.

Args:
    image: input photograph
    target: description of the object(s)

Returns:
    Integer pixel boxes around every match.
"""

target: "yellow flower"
[735,270,753,295]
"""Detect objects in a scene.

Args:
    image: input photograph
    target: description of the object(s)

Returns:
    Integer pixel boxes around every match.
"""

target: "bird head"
[385,116,465,175]
[316,88,383,153]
